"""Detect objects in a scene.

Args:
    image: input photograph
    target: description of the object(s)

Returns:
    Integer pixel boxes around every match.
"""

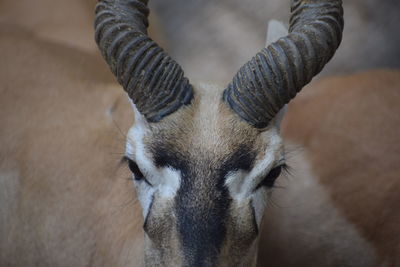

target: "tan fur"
[1,1,400,266]
[146,83,262,161]
[0,23,144,266]
[0,0,164,54]
[1,4,276,265]
[0,21,273,267]
[0,0,98,53]
[135,83,281,266]
[258,70,400,266]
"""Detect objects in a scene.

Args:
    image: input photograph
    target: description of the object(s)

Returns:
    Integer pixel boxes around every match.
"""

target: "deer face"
[95,0,343,266]
[125,84,285,265]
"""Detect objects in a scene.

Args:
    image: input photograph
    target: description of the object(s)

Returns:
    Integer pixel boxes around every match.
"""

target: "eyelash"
[255,164,287,190]
[122,156,152,185]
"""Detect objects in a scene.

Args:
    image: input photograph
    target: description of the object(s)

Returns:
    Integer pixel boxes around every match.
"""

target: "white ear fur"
[265,20,288,129]
[274,105,288,130]
[128,96,149,128]
[265,19,288,47]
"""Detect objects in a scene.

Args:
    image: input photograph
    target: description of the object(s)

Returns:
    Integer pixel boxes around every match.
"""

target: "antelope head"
[95,0,343,266]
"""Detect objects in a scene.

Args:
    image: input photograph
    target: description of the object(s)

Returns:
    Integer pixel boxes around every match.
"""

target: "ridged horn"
[95,0,193,122]
[223,0,344,128]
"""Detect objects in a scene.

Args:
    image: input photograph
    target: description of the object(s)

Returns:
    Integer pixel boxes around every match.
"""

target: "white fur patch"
[225,129,284,227]
[265,19,288,47]
[273,105,288,130]
[126,100,181,218]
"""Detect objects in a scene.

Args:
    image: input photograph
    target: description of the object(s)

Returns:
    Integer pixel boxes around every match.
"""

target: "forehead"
[142,83,280,169]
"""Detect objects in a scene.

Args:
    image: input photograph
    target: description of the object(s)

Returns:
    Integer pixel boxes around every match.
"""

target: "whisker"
[109,151,126,155]
[271,185,287,190]
[284,144,304,161]
[282,163,294,178]
[112,117,127,139]
[266,194,283,209]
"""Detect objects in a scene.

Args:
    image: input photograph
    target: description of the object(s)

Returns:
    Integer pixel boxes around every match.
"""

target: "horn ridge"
[223,0,343,128]
[95,0,193,122]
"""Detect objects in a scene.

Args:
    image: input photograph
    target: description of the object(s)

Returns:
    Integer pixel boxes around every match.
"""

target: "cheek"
[142,197,177,246]
[251,188,269,228]
[134,167,182,219]
[226,201,259,252]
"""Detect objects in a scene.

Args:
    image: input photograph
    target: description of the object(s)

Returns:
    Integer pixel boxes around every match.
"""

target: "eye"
[123,156,144,181]
[256,165,283,190]
[128,160,145,181]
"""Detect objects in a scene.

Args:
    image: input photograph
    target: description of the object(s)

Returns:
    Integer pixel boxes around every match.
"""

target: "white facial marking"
[250,19,287,226]
[252,185,269,227]
[225,129,284,227]
[126,99,182,218]
[273,105,288,130]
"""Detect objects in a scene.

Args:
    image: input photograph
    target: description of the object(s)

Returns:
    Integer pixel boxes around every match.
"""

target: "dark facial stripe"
[151,144,256,266]
[153,144,256,175]
[176,168,230,267]
[219,144,256,173]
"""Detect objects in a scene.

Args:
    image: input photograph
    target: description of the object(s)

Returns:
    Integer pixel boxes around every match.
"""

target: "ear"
[124,97,148,156]
[126,96,152,149]
[265,19,288,47]
[128,96,149,128]
[273,105,288,130]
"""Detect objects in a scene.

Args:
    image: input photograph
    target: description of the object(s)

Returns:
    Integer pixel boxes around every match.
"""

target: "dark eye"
[123,156,144,181]
[256,165,283,189]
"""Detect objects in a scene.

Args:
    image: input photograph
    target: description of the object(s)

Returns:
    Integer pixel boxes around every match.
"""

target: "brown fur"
[0,23,144,266]
[1,0,399,265]
[0,0,98,52]
[1,3,271,265]
[258,70,400,267]
[145,83,262,164]
[284,70,400,266]
[0,20,268,267]
[137,83,274,266]
[0,0,164,54]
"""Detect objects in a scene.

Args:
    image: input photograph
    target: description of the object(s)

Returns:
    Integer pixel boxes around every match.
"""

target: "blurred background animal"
[0,0,399,266]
